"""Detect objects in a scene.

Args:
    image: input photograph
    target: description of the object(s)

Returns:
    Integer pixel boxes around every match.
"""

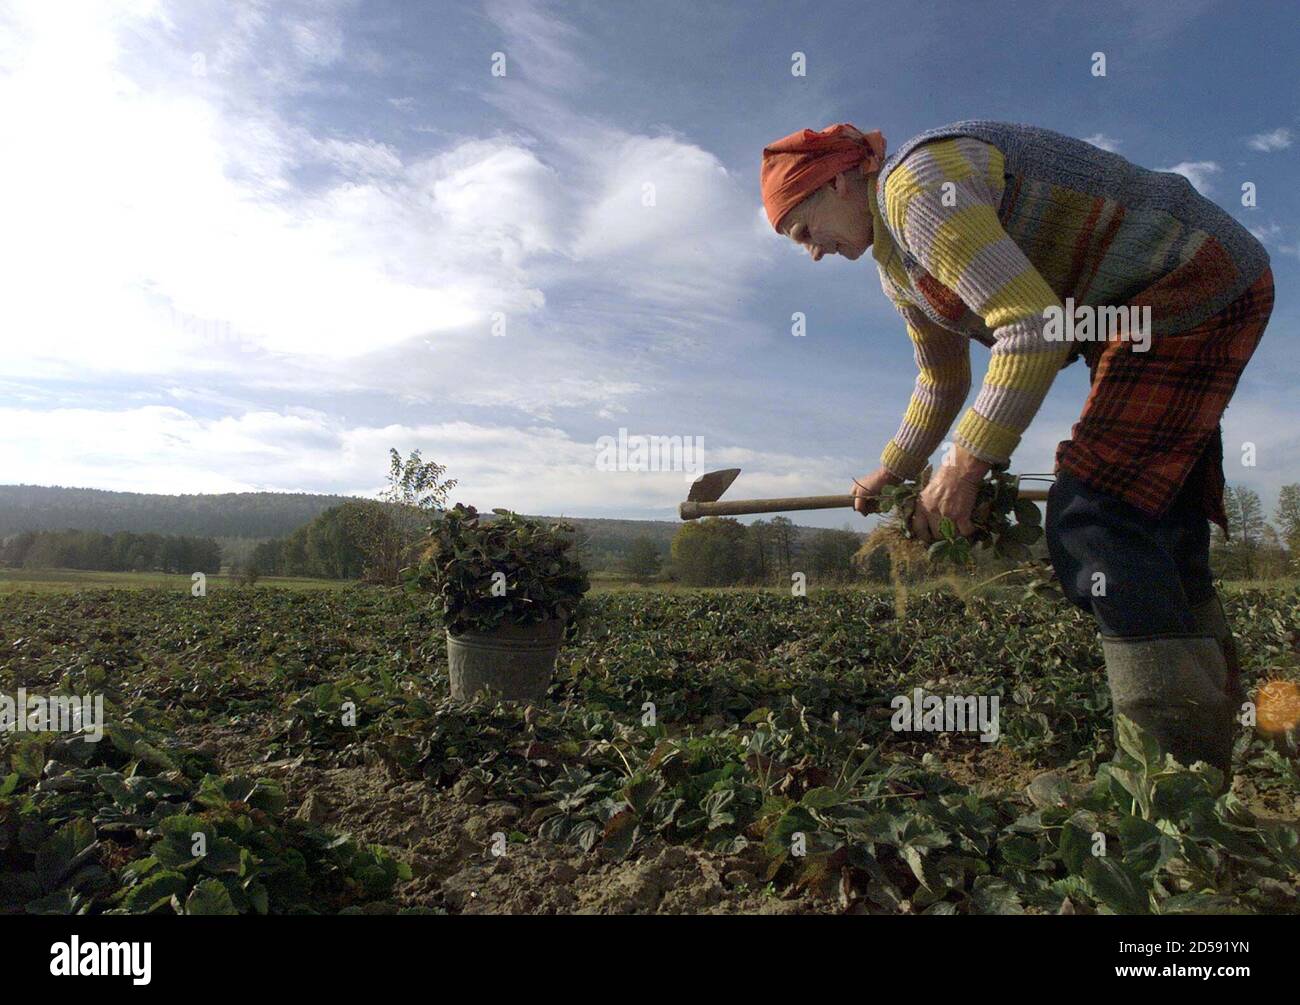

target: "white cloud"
[0,0,766,416]
[482,0,593,93]
[1248,221,1283,243]
[0,405,830,517]
[1157,160,1220,195]
[1246,127,1292,152]
[0,3,503,370]
[1083,132,1121,152]
[570,134,769,311]
[308,136,404,177]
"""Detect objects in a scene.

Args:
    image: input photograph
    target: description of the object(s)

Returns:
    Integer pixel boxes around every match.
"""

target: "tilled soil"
[187,719,828,914]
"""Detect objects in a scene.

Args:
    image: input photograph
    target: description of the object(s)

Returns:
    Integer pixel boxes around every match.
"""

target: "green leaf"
[35,819,96,891]
[1114,716,1163,773]
[132,741,177,772]
[1151,771,1217,821]
[184,878,239,915]
[153,814,208,869]
[1116,815,1165,873]
[1102,763,1153,820]
[1013,498,1043,527]
[11,739,48,780]
[968,876,1025,915]
[97,772,140,809]
[1084,857,1151,915]
[1059,812,1100,874]
[999,835,1041,869]
[622,775,662,816]
[198,837,244,875]
[1004,522,1042,545]
[766,807,816,855]
[601,810,637,860]
[25,889,78,914]
[123,870,189,913]
[800,787,845,809]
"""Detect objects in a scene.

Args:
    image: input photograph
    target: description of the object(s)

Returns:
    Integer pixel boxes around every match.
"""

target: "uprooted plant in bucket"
[404,504,591,702]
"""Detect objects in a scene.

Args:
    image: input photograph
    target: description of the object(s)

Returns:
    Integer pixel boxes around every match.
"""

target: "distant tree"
[1276,484,1300,569]
[746,520,773,583]
[1223,485,1266,579]
[0,531,36,566]
[305,502,373,579]
[0,484,349,539]
[281,527,309,576]
[769,516,797,577]
[340,501,399,582]
[807,528,862,582]
[348,448,458,584]
[0,529,219,574]
[1257,524,1290,580]
[566,521,594,570]
[671,518,749,586]
[623,536,662,583]
[251,539,282,577]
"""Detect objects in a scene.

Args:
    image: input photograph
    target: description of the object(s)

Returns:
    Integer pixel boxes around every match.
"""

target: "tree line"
[0,529,222,574]
[664,516,866,587]
[659,482,1300,589]
[1211,484,1300,580]
[249,501,382,580]
[9,464,1289,589]
[0,484,346,538]
[248,450,456,584]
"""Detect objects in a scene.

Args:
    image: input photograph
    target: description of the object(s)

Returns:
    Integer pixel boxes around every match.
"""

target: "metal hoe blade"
[686,467,741,503]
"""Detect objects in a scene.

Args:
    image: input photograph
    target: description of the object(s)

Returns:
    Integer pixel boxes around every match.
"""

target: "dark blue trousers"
[1044,468,1215,638]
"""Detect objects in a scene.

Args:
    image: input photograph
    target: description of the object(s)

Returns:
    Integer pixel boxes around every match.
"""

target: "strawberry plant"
[403,504,590,635]
[876,470,1045,564]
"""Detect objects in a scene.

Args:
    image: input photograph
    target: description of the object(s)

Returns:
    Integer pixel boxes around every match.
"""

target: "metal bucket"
[445,619,565,702]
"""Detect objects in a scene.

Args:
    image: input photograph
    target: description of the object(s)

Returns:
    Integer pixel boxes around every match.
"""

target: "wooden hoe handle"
[679,486,1049,521]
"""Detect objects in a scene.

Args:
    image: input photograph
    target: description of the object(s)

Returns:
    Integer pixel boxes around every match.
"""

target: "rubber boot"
[1189,593,1242,786]
[1101,635,1235,785]
[1190,592,1244,708]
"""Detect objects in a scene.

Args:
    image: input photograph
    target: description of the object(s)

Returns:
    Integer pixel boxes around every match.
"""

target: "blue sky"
[0,0,1295,527]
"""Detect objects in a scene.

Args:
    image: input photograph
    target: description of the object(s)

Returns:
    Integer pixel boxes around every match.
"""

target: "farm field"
[0,567,866,596]
[0,568,347,595]
[2,584,1298,915]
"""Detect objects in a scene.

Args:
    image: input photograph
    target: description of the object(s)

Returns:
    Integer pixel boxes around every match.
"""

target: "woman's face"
[781,171,875,261]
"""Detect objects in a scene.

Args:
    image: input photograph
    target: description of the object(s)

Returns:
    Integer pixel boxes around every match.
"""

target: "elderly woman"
[762,120,1273,778]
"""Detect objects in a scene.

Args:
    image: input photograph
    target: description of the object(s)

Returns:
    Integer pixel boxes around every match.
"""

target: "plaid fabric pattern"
[1056,267,1274,531]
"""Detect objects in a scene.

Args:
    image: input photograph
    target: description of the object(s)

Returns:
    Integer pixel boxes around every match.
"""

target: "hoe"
[679,468,1050,520]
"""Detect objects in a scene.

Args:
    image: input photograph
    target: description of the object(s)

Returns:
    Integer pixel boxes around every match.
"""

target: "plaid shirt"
[1057,268,1274,530]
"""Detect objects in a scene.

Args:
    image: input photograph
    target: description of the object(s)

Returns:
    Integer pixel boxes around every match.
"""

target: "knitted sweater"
[870,120,1269,479]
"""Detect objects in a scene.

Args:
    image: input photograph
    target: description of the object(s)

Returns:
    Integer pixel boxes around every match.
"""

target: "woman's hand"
[910,447,991,542]
[851,466,902,516]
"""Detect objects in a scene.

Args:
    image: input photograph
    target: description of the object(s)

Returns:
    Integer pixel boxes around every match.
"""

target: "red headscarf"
[760,123,887,232]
